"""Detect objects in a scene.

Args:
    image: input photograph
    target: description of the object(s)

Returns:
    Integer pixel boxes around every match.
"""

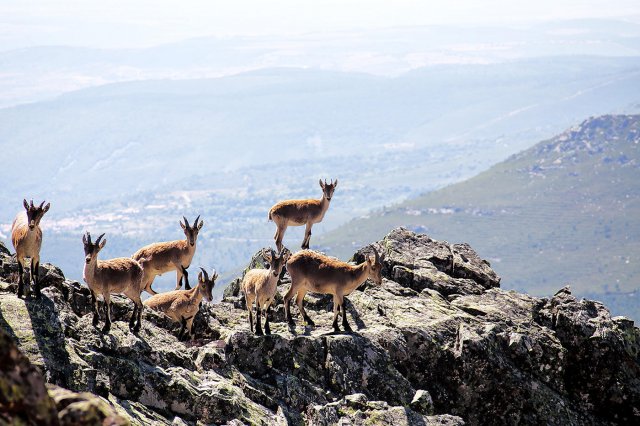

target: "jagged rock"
[0,327,59,425]
[225,330,415,412]
[0,241,10,256]
[411,389,435,415]
[532,286,640,422]
[0,227,638,425]
[47,384,129,426]
[223,277,242,299]
[307,394,465,425]
[354,227,500,296]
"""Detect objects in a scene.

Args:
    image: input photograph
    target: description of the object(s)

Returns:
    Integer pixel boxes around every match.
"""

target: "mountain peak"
[534,114,639,162]
[1,227,638,424]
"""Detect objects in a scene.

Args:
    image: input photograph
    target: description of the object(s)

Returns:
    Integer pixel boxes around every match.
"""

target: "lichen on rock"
[0,227,638,425]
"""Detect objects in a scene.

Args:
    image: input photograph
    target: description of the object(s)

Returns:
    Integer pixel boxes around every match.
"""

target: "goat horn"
[194,215,201,227]
[183,216,190,228]
[30,199,34,208]
[39,201,45,209]
[95,233,105,245]
[199,267,209,281]
[270,247,276,260]
[372,247,380,263]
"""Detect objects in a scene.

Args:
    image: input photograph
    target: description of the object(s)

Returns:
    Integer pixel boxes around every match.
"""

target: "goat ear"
[43,202,50,213]
[333,179,338,188]
[197,219,204,230]
[98,239,107,250]
[198,271,203,283]
[281,248,291,262]
[23,199,29,210]
[180,220,187,230]
[319,178,324,188]
[82,233,87,245]
[262,250,273,262]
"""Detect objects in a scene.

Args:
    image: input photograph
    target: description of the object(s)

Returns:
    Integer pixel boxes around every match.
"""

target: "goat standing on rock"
[242,248,290,335]
[132,216,203,294]
[82,232,145,334]
[285,248,384,333]
[11,199,50,298]
[268,179,337,251]
[144,267,217,340]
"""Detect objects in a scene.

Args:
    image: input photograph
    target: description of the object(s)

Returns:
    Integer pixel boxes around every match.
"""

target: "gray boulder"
[0,227,637,425]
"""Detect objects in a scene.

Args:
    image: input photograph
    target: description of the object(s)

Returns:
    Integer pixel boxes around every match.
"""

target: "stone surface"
[1,227,638,425]
[0,326,59,425]
[47,384,130,426]
[0,241,10,256]
[411,389,435,415]
[307,394,465,426]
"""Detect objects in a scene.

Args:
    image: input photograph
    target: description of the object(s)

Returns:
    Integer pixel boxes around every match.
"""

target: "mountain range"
[1,57,640,291]
[2,18,639,107]
[1,56,639,219]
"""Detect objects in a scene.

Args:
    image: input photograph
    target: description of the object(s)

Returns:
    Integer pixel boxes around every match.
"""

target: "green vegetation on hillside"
[319,115,640,320]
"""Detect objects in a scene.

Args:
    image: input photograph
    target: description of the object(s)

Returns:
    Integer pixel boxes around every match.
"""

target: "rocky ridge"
[0,227,639,425]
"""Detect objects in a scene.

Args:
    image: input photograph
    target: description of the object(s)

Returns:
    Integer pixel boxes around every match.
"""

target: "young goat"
[284,248,384,333]
[242,248,290,335]
[268,179,337,251]
[83,232,145,334]
[132,216,203,294]
[144,268,217,340]
[11,199,50,298]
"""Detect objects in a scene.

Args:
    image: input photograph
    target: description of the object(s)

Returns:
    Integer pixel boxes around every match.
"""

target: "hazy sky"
[2,0,640,50]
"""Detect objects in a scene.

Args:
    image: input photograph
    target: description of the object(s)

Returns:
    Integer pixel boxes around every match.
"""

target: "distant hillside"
[1,57,640,220]
[2,18,639,107]
[319,115,640,320]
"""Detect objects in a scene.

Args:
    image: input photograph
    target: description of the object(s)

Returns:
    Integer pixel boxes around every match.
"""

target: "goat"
[132,215,203,294]
[83,232,145,334]
[144,268,217,340]
[241,248,290,335]
[268,179,337,251]
[284,248,384,333]
[11,199,50,298]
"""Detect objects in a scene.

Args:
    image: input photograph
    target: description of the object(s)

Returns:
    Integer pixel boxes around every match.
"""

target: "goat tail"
[137,257,148,269]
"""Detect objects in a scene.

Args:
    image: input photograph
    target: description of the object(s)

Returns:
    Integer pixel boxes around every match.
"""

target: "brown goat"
[11,199,50,298]
[241,248,290,335]
[284,248,383,333]
[268,179,337,251]
[132,216,203,294]
[144,268,217,340]
[83,232,145,334]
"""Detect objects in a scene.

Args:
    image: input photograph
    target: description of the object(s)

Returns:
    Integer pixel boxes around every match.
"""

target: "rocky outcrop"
[0,326,59,425]
[0,227,638,425]
[307,393,463,426]
[354,228,500,297]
